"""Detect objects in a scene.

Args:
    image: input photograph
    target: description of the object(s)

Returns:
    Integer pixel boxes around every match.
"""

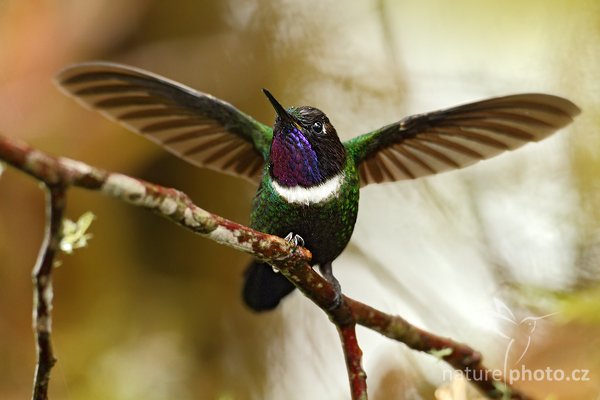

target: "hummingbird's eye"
[311,121,323,134]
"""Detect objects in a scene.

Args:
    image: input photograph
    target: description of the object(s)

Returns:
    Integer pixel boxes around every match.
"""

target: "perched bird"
[56,62,580,311]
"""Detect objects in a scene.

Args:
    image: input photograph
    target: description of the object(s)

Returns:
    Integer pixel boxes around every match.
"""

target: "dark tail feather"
[242,261,296,311]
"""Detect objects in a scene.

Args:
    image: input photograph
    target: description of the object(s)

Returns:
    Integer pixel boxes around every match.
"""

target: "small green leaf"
[60,211,96,254]
[429,347,453,360]
[492,381,512,400]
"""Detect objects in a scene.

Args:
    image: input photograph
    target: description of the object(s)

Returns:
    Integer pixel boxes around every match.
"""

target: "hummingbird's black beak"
[262,89,296,126]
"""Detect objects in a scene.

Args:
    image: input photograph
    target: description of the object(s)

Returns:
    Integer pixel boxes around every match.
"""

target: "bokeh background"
[1,1,600,399]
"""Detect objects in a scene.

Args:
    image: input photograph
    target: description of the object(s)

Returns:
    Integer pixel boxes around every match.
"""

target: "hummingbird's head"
[263,89,346,188]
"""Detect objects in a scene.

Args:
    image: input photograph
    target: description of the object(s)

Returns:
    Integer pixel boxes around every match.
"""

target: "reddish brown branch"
[338,324,368,400]
[31,184,65,400]
[0,135,309,263]
[346,297,528,399]
[0,134,531,400]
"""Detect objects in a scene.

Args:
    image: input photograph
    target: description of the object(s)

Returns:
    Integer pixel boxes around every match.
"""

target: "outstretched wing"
[344,94,580,187]
[56,62,272,183]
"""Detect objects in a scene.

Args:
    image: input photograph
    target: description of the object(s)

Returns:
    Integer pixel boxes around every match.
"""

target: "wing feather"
[345,94,580,187]
[56,62,273,183]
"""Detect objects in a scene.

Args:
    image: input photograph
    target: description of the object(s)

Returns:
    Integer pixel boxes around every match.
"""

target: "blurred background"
[1,0,599,399]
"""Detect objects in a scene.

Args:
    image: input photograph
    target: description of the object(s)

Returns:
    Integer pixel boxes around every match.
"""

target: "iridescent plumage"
[270,124,323,186]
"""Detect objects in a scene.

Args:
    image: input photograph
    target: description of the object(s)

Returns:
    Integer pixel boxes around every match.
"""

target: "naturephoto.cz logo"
[442,298,591,385]
[443,364,591,385]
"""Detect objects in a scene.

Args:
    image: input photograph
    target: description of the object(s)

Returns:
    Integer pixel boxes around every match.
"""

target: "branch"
[347,297,518,397]
[0,134,531,400]
[338,324,367,400]
[31,184,65,400]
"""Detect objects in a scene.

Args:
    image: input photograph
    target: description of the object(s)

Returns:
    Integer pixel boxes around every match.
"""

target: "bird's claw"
[284,232,305,247]
[320,263,343,310]
[272,233,304,274]
[327,288,343,311]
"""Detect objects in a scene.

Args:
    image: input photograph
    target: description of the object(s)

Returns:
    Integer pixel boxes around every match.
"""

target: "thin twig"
[31,184,65,400]
[0,134,531,400]
[346,297,529,399]
[338,324,368,400]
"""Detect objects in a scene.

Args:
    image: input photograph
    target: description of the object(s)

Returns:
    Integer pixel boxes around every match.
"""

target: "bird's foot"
[271,233,305,274]
[320,262,342,310]
[284,232,305,247]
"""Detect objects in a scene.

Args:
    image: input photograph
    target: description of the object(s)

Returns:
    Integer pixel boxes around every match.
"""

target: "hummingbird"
[56,62,580,311]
